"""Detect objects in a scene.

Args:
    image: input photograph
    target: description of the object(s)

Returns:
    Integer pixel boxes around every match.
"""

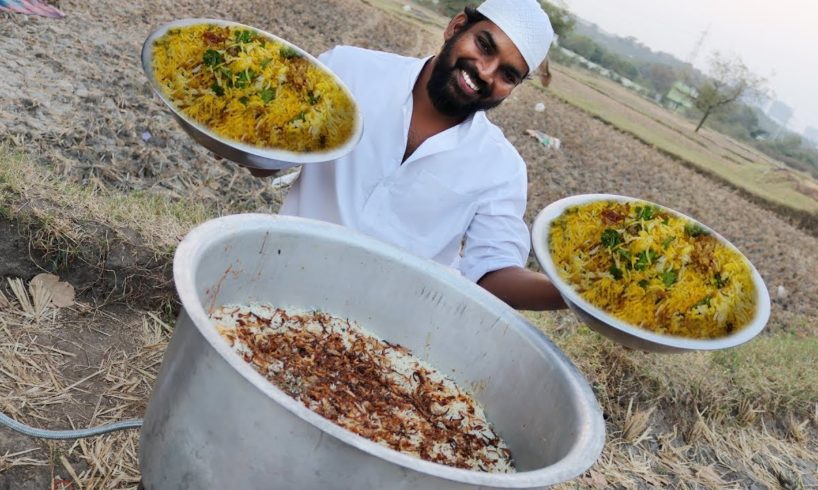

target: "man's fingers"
[247,167,280,178]
[208,152,278,177]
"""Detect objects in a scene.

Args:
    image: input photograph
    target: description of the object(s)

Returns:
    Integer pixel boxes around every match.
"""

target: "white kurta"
[279,46,530,283]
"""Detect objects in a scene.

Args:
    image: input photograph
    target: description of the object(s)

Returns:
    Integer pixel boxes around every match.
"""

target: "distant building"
[766,100,793,128]
[754,93,773,111]
[805,126,818,147]
[664,81,699,113]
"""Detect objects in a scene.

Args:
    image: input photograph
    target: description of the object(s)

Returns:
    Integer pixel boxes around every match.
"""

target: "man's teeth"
[462,70,478,91]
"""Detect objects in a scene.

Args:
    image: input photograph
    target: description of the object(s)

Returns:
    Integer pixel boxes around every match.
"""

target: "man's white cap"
[477,0,554,71]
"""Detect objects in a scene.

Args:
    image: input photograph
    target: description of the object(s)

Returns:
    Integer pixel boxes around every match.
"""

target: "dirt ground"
[0,213,166,488]
[1,0,817,488]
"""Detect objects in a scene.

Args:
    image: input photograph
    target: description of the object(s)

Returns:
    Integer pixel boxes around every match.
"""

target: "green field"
[545,64,818,218]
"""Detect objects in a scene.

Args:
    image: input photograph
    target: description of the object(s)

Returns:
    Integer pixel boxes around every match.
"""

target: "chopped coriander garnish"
[307,91,321,105]
[685,223,709,237]
[203,49,223,66]
[634,249,657,271]
[210,82,224,96]
[280,46,301,59]
[260,58,273,69]
[601,229,622,249]
[234,29,254,43]
[260,87,276,103]
[235,69,257,88]
[662,236,676,249]
[635,205,656,220]
[694,296,712,307]
[239,96,249,105]
[660,269,678,288]
[714,273,728,288]
[609,264,623,280]
[638,279,649,289]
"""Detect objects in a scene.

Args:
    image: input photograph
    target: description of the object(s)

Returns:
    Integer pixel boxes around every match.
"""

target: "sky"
[559,0,818,134]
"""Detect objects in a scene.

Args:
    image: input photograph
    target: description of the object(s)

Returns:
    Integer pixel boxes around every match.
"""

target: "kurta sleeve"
[317,47,337,66]
[457,165,531,283]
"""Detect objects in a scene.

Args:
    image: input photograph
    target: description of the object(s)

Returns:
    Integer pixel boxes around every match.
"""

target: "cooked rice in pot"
[211,304,516,473]
[549,200,757,338]
[151,23,357,152]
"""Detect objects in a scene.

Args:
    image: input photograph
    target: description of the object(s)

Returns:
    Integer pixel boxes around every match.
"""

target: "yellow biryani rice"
[151,23,357,152]
[549,200,757,338]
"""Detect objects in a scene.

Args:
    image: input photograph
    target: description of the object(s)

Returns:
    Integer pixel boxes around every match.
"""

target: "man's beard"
[426,32,504,118]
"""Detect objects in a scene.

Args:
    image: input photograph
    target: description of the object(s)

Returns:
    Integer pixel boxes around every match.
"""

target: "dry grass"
[0,144,209,259]
[7,277,52,320]
[736,397,759,427]
[0,277,169,489]
[529,311,818,489]
[0,144,211,307]
[621,398,654,445]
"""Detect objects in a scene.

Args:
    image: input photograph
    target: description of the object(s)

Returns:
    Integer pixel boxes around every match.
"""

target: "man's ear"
[444,12,469,41]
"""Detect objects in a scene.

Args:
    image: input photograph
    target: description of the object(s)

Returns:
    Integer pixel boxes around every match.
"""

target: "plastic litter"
[526,129,561,150]
[0,0,65,18]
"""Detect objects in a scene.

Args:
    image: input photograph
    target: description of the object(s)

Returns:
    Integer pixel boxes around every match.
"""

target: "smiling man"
[275,0,565,310]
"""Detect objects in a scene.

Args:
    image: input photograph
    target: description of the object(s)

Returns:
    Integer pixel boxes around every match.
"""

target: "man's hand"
[246,167,281,178]
[477,266,567,311]
[211,153,280,178]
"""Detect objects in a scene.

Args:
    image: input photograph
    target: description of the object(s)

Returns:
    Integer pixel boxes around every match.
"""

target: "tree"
[600,52,639,80]
[714,104,762,140]
[693,52,767,132]
[639,63,677,97]
[560,34,598,60]
[539,1,576,39]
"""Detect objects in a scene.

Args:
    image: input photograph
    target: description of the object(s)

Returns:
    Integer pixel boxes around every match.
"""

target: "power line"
[686,24,710,67]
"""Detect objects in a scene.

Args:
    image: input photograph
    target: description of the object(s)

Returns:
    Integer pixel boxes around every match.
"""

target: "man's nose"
[476,57,499,86]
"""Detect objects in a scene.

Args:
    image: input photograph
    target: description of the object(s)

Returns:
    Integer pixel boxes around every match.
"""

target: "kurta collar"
[403,54,434,103]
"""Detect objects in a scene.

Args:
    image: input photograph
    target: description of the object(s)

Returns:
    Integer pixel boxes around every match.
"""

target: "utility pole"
[687,25,710,67]
[682,25,710,87]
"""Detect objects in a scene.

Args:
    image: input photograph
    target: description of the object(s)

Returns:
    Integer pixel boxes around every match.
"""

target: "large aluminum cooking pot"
[139,214,605,489]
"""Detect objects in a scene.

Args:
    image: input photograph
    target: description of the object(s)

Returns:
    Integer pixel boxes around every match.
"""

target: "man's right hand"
[246,167,281,178]
[211,153,280,178]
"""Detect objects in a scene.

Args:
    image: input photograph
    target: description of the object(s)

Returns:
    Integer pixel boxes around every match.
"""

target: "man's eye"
[477,38,489,52]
